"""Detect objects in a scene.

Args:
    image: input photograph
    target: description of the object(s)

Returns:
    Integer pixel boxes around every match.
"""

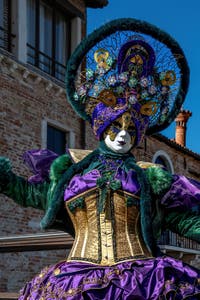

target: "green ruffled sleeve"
[0,154,73,211]
[144,165,173,240]
[164,211,200,243]
[0,156,49,210]
[145,165,200,243]
[145,165,173,196]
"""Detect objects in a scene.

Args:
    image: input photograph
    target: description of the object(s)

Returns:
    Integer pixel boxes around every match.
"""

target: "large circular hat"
[66,18,189,138]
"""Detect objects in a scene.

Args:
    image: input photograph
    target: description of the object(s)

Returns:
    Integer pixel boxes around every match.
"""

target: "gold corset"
[65,188,152,266]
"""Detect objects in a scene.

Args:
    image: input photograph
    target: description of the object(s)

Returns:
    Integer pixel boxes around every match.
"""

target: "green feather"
[50,154,73,182]
[0,157,13,192]
[0,157,12,179]
[145,166,173,195]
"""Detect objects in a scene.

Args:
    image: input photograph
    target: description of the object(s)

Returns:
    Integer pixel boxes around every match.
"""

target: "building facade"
[0,0,108,294]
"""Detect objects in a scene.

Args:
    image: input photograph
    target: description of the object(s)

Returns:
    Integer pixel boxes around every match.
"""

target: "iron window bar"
[27,43,66,82]
[0,0,14,53]
[159,230,200,251]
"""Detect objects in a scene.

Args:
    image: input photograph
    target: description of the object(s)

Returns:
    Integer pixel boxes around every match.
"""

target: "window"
[27,0,71,82]
[152,150,174,173]
[155,156,169,169]
[47,124,68,155]
[0,0,12,51]
[42,119,75,154]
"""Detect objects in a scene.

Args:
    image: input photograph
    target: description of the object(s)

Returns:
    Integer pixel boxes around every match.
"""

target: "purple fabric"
[161,175,200,210]
[91,98,149,145]
[120,53,148,76]
[23,149,58,183]
[91,98,128,139]
[64,168,140,201]
[117,39,156,75]
[18,257,200,299]
[64,170,200,210]
[64,169,100,201]
[18,167,200,299]
[115,168,140,194]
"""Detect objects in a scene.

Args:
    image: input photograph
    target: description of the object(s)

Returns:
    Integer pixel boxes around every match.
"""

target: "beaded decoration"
[66,18,189,141]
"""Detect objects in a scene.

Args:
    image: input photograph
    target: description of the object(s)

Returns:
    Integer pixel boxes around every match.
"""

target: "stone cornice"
[0,232,73,252]
[0,48,66,97]
[153,133,200,161]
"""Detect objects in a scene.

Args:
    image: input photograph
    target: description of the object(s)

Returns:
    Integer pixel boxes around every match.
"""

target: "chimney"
[175,108,192,147]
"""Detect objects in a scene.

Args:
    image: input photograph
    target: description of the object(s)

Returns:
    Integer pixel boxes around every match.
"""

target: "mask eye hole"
[128,125,135,131]
[127,124,136,136]
[112,121,122,129]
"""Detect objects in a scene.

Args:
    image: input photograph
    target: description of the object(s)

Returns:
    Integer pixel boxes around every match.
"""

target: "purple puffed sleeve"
[23,149,58,183]
[161,175,200,211]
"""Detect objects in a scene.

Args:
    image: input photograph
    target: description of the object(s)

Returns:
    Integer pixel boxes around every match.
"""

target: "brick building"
[0,0,199,296]
[0,0,108,295]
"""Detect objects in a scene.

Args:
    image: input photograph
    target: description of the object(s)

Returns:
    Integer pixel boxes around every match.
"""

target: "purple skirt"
[19,256,200,300]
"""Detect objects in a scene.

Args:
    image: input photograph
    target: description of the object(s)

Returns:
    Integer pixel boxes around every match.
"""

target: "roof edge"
[85,0,108,8]
[153,133,200,161]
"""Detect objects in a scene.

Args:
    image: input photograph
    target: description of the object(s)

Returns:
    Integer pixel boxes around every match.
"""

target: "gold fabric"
[68,149,92,163]
[65,188,152,266]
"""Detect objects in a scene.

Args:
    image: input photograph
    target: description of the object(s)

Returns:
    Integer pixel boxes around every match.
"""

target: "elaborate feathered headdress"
[66,18,189,145]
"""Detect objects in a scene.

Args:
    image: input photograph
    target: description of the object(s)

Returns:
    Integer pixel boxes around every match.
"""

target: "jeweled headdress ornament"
[66,18,189,145]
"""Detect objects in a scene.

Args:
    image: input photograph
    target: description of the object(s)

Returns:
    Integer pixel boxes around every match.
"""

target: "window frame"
[27,0,72,82]
[152,150,174,173]
[41,118,75,154]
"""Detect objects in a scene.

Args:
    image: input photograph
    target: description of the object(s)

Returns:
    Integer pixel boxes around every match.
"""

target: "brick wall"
[0,249,69,293]
[132,135,200,180]
[0,55,84,292]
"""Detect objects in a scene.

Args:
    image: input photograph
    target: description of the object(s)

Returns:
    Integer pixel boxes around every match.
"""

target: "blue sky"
[87,0,200,154]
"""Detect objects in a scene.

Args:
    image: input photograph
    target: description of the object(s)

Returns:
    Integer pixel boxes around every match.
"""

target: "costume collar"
[98,140,135,161]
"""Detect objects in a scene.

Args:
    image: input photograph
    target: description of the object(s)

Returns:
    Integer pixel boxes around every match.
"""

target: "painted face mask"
[104,112,136,153]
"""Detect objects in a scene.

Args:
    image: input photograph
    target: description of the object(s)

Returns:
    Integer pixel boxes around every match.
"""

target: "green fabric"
[96,174,121,212]
[0,156,48,209]
[0,156,12,190]
[1,148,199,254]
[2,173,49,210]
[50,154,73,182]
[68,197,85,213]
[145,165,173,240]
[164,211,200,243]
[0,155,73,233]
[47,154,73,208]
[40,149,99,230]
[82,141,134,174]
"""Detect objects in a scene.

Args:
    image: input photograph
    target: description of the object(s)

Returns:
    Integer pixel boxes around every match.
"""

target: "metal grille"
[159,230,200,251]
[0,0,15,52]
[27,43,66,81]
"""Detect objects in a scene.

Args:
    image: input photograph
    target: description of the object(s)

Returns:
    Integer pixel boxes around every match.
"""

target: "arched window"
[152,150,174,174]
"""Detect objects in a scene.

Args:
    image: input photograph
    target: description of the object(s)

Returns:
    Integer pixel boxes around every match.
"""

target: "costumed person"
[1,18,200,299]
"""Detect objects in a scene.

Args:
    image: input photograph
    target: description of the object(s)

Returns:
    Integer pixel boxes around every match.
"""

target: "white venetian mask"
[104,130,133,153]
